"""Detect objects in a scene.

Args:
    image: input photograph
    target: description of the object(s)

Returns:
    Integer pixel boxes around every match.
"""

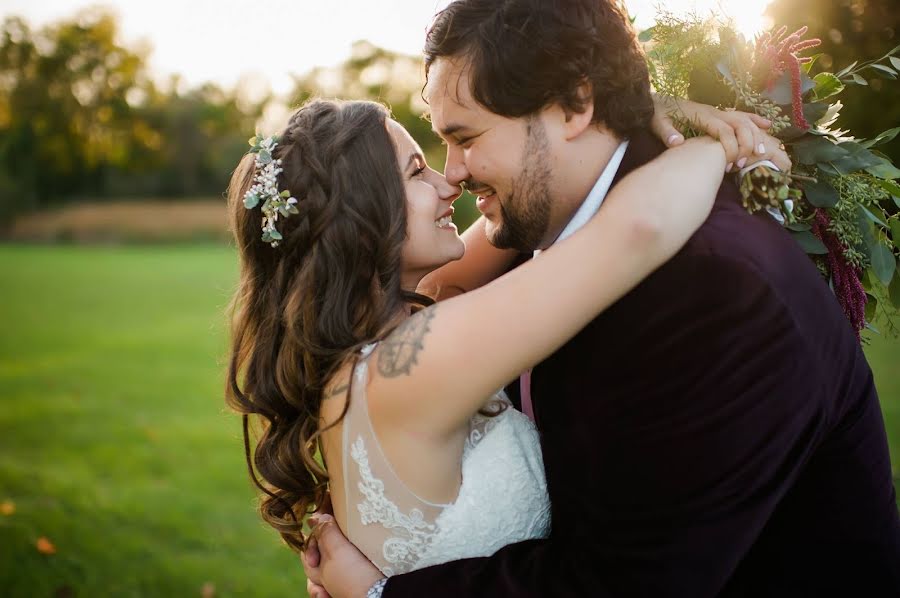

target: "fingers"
[650,112,685,147]
[318,493,334,516]
[304,514,383,598]
[649,94,685,147]
[734,124,756,170]
[666,131,685,147]
[309,514,335,549]
[307,579,332,598]
[766,143,793,173]
[302,546,324,590]
[741,135,792,174]
[749,113,773,129]
[311,514,341,557]
[307,513,346,567]
[758,132,792,172]
[303,532,321,570]
[651,98,783,172]
[719,113,779,172]
[714,123,739,171]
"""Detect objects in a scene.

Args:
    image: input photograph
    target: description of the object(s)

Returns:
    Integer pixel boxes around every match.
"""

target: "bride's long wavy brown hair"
[225,99,431,552]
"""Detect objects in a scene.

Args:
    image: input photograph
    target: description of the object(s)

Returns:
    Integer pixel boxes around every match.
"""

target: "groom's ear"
[562,81,595,141]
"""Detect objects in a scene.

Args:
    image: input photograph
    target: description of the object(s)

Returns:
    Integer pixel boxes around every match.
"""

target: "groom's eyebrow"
[437,123,471,139]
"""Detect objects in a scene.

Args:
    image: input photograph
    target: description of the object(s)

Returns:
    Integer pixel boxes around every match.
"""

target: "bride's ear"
[562,81,595,141]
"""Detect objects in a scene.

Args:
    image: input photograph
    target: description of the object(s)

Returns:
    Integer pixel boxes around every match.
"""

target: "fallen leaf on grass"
[1,501,14,515]
[201,581,216,598]
[36,536,57,554]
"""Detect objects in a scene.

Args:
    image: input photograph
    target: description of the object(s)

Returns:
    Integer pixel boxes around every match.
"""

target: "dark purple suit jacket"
[385,132,900,597]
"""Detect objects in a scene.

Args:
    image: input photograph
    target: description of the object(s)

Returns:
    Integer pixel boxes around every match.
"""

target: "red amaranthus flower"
[753,26,822,130]
[811,209,868,338]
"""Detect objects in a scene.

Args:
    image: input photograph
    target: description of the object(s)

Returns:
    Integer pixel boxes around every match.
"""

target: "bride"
[225,97,776,583]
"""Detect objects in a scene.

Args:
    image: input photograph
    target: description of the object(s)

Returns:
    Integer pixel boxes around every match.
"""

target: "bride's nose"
[435,172,463,203]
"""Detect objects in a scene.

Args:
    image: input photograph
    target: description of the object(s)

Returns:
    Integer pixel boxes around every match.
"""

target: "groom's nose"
[443,144,469,187]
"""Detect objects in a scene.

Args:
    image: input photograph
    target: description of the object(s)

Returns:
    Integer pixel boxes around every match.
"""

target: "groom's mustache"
[461,179,491,195]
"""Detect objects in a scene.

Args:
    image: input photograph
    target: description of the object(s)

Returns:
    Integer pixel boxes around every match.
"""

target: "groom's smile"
[464,182,497,215]
[425,57,559,252]
[474,190,497,215]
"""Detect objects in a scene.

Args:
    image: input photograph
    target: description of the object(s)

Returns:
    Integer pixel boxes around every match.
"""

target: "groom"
[305,0,900,595]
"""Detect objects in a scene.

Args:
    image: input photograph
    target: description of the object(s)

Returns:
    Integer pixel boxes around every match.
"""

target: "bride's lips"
[434,207,457,230]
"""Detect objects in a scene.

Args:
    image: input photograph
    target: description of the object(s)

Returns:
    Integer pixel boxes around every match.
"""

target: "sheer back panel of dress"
[341,344,447,576]
[340,343,551,576]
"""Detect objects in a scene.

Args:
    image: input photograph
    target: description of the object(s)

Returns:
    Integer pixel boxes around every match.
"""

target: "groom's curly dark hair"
[424,0,654,138]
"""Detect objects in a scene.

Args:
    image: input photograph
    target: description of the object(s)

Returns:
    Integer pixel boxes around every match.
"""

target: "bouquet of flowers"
[642,14,900,338]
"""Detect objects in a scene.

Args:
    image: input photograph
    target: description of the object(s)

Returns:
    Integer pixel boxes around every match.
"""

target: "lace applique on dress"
[464,398,506,452]
[340,343,550,577]
[349,436,438,576]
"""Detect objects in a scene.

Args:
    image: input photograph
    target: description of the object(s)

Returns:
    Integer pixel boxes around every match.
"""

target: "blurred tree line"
[0,9,441,224]
[0,9,259,220]
[1,3,897,226]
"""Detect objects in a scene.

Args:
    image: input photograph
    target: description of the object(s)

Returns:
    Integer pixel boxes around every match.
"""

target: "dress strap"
[353,342,378,383]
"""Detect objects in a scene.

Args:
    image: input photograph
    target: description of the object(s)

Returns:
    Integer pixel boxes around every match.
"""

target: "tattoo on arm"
[377,307,436,378]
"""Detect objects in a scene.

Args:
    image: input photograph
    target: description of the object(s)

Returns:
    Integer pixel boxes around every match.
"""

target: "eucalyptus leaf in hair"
[243,134,298,248]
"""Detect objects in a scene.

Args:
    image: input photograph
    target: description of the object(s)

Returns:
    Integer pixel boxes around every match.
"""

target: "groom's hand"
[303,497,336,597]
[302,514,384,598]
[302,528,331,598]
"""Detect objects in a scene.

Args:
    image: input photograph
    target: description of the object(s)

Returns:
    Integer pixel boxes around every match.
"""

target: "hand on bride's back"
[302,514,383,598]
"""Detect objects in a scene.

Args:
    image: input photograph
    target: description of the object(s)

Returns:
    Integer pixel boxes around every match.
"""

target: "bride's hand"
[650,94,792,173]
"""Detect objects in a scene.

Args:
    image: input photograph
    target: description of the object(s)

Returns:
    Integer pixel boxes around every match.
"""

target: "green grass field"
[1,244,898,597]
[0,245,303,597]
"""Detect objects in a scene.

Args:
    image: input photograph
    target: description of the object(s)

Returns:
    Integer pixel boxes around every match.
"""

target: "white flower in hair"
[243,134,299,247]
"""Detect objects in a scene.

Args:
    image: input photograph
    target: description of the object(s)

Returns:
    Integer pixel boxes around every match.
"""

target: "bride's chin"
[436,253,463,270]
[450,240,466,261]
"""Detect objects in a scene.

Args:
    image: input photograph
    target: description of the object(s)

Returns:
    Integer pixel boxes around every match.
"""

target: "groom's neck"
[537,127,622,250]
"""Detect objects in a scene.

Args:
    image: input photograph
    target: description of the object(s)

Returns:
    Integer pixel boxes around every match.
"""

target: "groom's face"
[426,57,556,252]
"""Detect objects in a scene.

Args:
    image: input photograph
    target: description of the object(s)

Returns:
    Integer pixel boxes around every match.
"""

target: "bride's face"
[385,119,465,286]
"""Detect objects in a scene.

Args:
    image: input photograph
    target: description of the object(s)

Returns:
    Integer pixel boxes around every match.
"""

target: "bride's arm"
[370,137,726,437]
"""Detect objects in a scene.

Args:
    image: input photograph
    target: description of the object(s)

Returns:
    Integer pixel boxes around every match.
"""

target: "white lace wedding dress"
[340,343,551,576]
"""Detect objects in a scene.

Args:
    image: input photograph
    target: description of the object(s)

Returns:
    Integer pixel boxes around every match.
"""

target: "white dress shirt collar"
[534,140,629,257]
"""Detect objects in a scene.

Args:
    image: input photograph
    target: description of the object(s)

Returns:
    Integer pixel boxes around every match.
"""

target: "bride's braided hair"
[225,99,432,551]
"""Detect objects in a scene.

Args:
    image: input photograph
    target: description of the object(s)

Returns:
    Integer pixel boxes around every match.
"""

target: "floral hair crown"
[242,134,299,247]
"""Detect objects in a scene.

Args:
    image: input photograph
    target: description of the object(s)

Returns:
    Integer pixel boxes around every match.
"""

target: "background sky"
[1,0,774,94]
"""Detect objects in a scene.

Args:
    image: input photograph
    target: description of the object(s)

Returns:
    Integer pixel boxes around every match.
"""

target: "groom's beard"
[490,118,553,253]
